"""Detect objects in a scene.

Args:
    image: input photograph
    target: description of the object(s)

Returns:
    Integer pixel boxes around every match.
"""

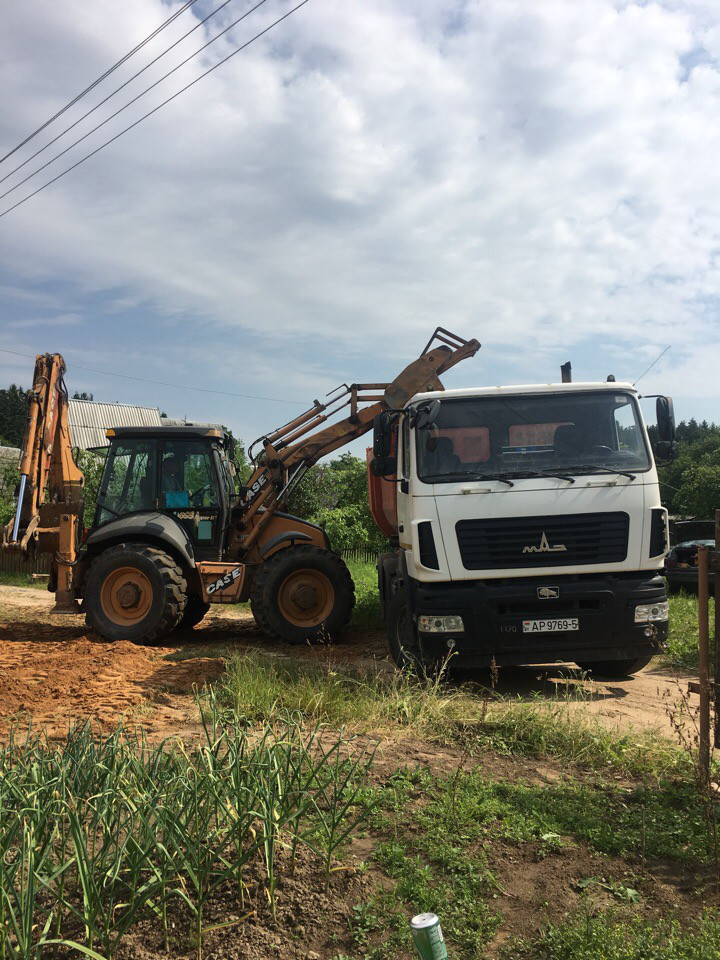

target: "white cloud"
[0,0,719,434]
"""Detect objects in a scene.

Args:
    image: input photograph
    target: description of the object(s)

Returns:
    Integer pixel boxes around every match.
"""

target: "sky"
[1,0,719,453]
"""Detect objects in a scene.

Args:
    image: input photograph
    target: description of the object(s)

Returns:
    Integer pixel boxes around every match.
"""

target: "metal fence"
[340,548,380,564]
[0,551,51,575]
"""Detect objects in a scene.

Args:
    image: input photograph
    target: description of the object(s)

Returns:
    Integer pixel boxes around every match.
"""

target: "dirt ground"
[0,583,698,742]
[0,584,713,960]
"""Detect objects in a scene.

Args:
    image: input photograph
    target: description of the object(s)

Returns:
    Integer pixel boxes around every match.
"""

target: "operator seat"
[425,436,462,475]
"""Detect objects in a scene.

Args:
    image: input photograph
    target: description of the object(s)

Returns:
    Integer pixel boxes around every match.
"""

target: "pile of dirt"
[0,619,223,736]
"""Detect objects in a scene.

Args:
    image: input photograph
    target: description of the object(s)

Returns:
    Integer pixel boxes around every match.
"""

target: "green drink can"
[410,913,448,960]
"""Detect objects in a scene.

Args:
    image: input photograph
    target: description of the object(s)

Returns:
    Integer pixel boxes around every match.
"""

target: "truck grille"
[456,512,629,570]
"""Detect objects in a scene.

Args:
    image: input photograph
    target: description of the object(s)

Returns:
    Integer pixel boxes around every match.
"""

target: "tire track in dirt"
[0,584,699,742]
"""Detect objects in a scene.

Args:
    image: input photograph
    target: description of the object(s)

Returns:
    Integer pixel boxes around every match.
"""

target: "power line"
[0,0,309,217]
[0,0,241,188]
[633,345,671,386]
[0,0,273,203]
[0,0,201,166]
[0,348,305,404]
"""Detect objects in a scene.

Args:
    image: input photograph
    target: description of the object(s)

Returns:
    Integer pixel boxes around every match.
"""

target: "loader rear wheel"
[251,545,354,644]
[85,543,187,644]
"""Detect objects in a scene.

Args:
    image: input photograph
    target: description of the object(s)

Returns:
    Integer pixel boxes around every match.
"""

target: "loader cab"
[95,426,235,559]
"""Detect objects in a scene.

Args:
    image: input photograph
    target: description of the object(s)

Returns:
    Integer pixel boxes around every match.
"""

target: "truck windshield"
[416,391,651,483]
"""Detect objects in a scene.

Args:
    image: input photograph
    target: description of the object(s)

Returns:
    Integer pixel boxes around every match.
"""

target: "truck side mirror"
[373,412,393,459]
[656,440,679,461]
[370,455,397,477]
[413,398,441,430]
[656,396,676,442]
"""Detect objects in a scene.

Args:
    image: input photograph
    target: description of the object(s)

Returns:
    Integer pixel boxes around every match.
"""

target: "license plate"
[522,618,579,633]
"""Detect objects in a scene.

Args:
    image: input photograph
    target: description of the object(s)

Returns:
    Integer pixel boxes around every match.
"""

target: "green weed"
[517,911,720,959]
[222,652,693,781]
[665,589,714,671]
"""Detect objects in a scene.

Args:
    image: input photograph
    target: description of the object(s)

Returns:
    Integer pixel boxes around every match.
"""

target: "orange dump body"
[366,447,398,538]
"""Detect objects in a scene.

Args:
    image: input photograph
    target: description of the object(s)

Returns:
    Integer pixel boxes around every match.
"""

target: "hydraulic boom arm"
[236,328,480,553]
[2,353,84,612]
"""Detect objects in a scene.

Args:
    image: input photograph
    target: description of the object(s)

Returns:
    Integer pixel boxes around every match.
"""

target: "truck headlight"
[418,615,465,633]
[634,601,669,623]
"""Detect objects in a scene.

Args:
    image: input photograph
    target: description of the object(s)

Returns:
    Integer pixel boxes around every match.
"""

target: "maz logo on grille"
[522,532,567,554]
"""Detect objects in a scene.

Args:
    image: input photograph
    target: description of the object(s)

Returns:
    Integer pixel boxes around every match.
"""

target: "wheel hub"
[291,582,318,610]
[277,569,334,627]
[117,581,142,610]
[100,566,153,626]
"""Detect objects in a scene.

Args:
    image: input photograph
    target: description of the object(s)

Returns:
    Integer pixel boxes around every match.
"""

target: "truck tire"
[179,593,210,630]
[386,587,426,672]
[84,543,187,644]
[576,655,653,678]
[250,545,354,644]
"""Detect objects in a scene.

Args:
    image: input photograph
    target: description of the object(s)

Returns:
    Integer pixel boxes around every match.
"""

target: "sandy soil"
[0,583,698,743]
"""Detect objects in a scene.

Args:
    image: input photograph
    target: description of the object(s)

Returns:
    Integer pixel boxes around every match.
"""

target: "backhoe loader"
[2,329,479,645]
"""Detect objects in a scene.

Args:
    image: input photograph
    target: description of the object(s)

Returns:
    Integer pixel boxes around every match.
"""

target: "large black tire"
[250,545,354,644]
[576,655,653,678]
[386,587,423,670]
[179,593,211,630]
[84,543,187,644]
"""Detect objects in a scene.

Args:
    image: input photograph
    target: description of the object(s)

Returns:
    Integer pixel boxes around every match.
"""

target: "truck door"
[397,415,411,545]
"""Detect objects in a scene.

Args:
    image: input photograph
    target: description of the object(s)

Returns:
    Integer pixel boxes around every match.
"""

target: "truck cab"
[371,381,674,677]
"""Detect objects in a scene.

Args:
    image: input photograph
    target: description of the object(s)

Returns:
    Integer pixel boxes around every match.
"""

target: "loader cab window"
[160,441,223,555]
[96,441,158,525]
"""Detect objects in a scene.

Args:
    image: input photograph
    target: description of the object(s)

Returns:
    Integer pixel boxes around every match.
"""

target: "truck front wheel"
[84,543,187,644]
[576,655,653,678]
[386,588,427,672]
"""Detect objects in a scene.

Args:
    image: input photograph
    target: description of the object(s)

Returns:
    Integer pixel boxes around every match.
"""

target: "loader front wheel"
[85,544,187,644]
[251,545,354,644]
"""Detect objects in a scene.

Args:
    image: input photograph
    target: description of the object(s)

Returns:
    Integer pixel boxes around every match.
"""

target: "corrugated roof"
[161,418,224,430]
[68,399,163,449]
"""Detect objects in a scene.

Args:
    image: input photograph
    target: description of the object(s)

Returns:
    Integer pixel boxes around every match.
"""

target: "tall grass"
[222,653,693,781]
[0,696,374,960]
[665,589,713,671]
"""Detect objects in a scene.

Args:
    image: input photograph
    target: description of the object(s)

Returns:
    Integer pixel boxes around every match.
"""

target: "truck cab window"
[417,392,651,482]
[401,417,410,478]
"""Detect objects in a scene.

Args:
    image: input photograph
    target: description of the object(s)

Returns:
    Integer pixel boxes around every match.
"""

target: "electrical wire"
[0,0,201,166]
[0,0,275,204]
[633,345,671,386]
[0,0,243,188]
[0,348,305,404]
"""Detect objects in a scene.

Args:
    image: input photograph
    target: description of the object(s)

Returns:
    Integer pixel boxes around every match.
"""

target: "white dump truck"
[369,376,677,677]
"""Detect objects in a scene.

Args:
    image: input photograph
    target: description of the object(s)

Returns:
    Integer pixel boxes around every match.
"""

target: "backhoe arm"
[3,353,84,612]
[237,328,480,553]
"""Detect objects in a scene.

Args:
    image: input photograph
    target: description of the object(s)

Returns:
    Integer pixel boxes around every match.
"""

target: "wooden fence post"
[698,545,711,787]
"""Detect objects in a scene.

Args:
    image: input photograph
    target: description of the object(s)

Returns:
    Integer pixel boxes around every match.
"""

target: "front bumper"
[409,572,668,667]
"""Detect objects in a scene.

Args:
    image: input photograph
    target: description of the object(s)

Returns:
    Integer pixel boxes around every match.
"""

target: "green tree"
[0,384,28,447]
[0,457,19,526]
[288,452,388,552]
[654,420,720,516]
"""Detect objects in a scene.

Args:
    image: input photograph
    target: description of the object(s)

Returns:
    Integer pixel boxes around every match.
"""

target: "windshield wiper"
[571,464,637,480]
[423,471,514,487]
[504,470,575,484]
